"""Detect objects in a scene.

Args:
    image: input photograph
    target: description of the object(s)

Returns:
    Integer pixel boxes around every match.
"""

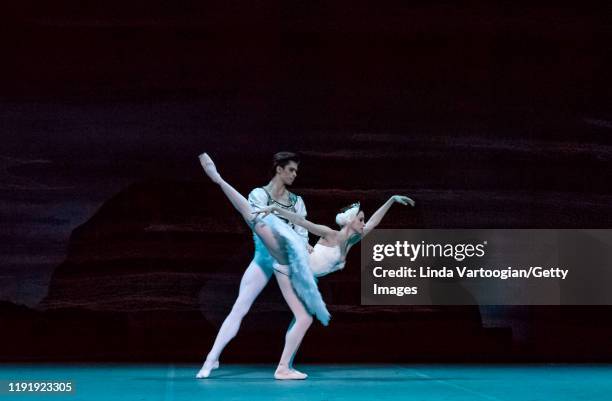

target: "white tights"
[205,261,312,369]
[274,268,314,368]
[205,259,271,363]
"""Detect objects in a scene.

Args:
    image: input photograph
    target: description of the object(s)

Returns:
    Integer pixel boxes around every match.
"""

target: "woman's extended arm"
[254,206,335,238]
[363,195,414,237]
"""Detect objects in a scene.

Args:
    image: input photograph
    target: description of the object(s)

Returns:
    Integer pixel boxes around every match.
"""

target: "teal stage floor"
[2,364,611,400]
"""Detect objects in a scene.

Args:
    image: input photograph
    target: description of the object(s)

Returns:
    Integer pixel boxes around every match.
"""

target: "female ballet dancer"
[198,153,414,379]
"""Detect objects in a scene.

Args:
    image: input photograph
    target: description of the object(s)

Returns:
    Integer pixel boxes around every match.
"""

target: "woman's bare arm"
[363,195,414,237]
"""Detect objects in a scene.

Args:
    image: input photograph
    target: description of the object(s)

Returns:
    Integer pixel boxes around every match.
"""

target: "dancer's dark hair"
[272,152,300,175]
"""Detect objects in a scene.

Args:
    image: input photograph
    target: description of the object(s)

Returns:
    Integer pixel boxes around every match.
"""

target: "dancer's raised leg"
[273,268,313,380]
[199,153,288,264]
[199,153,256,224]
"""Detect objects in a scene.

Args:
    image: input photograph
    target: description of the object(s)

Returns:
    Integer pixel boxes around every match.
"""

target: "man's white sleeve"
[294,196,310,245]
[248,187,268,209]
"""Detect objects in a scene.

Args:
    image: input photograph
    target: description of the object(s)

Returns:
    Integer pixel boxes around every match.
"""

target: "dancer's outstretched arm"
[254,206,335,239]
[362,195,414,237]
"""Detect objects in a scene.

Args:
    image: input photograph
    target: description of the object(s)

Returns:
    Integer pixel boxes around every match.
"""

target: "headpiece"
[335,202,360,226]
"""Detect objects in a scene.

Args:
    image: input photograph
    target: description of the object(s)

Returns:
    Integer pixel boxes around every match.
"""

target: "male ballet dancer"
[196,152,313,380]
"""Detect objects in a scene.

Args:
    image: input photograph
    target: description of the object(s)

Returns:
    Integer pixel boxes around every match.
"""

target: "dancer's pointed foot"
[195,360,219,379]
[274,366,307,380]
[198,153,221,183]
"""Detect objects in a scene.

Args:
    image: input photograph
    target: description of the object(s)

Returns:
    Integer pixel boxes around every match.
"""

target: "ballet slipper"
[195,360,219,379]
[290,367,308,378]
[274,366,307,380]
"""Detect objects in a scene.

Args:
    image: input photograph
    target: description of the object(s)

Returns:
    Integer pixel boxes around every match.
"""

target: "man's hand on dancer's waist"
[307,244,314,254]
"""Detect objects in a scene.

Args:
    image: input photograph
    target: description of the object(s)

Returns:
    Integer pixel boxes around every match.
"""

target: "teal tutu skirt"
[254,214,330,326]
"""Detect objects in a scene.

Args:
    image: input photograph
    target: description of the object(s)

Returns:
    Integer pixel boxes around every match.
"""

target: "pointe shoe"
[195,360,219,379]
[274,366,307,380]
[198,153,221,183]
